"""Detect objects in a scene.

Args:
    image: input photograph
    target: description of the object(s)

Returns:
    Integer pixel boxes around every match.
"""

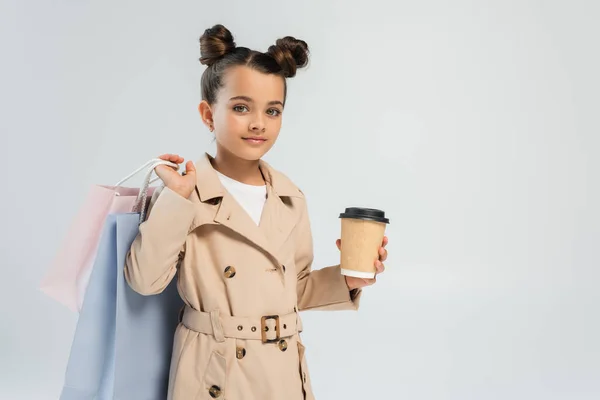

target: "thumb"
[183,161,196,180]
[185,160,196,175]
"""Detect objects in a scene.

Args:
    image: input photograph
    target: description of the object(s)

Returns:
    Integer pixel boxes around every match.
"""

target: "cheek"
[268,117,282,132]
[222,113,246,131]
[215,112,243,136]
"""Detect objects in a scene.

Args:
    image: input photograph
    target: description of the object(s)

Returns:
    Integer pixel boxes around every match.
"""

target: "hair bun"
[267,36,309,78]
[199,24,236,66]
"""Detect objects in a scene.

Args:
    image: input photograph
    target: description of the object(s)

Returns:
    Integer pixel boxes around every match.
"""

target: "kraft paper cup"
[339,207,390,279]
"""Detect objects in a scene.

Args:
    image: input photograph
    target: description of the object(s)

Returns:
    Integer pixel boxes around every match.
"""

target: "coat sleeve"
[295,201,362,311]
[124,186,196,295]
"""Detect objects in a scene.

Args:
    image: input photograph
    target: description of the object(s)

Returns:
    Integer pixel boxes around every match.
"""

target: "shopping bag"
[59,159,184,400]
[40,159,177,312]
[113,214,183,399]
[59,213,184,400]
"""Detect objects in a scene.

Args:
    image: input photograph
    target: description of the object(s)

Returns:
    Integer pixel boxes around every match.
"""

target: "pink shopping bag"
[39,159,178,312]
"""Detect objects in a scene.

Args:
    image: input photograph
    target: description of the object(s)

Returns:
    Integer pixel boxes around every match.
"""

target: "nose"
[249,116,266,133]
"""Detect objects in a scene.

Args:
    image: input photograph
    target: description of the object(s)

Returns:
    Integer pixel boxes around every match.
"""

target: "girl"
[124,24,389,400]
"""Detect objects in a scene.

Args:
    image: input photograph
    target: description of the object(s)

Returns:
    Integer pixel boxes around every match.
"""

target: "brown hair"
[199,24,309,106]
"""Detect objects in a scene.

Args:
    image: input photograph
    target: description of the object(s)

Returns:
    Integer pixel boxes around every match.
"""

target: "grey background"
[1,0,599,399]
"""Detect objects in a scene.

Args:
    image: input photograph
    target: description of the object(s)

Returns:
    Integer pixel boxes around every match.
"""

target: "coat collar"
[193,152,303,202]
[191,152,304,273]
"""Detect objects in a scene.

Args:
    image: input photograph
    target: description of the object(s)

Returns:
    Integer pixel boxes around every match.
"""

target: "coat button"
[208,385,221,398]
[236,347,246,359]
[224,266,236,278]
[237,325,243,331]
[278,339,288,352]
[251,326,257,332]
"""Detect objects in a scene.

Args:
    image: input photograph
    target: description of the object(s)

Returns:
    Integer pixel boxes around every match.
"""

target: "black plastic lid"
[339,207,389,224]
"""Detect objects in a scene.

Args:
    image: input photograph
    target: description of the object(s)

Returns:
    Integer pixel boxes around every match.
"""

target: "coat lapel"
[191,153,303,269]
[212,189,278,261]
[258,183,299,260]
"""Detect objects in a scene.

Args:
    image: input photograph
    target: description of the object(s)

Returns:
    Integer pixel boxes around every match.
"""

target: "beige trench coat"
[124,153,362,400]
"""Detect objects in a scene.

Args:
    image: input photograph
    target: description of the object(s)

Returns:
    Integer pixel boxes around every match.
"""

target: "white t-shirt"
[215,170,267,225]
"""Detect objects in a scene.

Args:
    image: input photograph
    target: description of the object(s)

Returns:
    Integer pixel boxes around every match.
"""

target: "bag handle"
[114,158,180,223]
[114,158,178,187]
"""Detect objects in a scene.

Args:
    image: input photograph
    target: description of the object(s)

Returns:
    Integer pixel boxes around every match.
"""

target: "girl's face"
[200,65,286,161]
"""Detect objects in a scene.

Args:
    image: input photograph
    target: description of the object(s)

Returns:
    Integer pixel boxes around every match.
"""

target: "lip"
[242,137,268,145]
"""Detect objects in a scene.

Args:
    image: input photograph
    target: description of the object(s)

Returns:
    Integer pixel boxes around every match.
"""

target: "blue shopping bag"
[59,213,183,400]
[58,158,184,400]
[113,213,183,399]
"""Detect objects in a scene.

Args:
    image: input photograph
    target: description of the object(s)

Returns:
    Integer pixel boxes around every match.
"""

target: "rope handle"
[114,158,179,187]
[114,158,180,223]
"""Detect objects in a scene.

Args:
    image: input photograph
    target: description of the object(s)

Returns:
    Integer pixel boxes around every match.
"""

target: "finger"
[336,239,341,250]
[379,247,388,262]
[170,154,183,164]
[382,236,389,248]
[183,161,196,177]
[185,160,196,173]
[166,160,180,172]
[375,260,385,274]
[159,154,183,164]
[155,163,176,172]
[159,153,175,161]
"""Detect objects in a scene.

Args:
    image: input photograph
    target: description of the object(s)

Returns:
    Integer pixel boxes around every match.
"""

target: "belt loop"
[210,309,226,343]
[295,303,303,333]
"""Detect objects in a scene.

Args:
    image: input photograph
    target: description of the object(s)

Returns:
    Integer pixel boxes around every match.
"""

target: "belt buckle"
[261,315,281,344]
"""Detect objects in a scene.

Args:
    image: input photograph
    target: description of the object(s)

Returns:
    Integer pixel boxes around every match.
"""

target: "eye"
[233,105,249,113]
[267,108,282,117]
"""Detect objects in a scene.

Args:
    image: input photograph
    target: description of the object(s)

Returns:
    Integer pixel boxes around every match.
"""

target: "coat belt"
[180,305,302,343]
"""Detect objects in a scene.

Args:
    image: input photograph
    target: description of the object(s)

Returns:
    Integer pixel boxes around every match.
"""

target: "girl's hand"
[154,154,196,199]
[337,236,389,291]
